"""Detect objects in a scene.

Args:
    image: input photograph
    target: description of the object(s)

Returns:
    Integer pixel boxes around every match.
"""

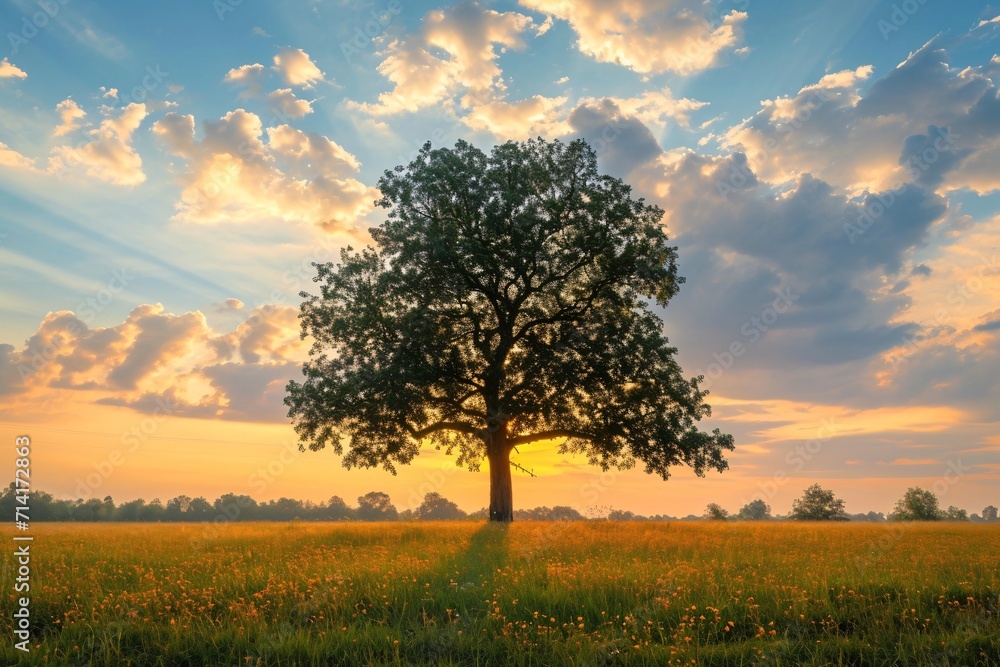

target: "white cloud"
[719,64,879,191]
[49,103,148,186]
[536,14,553,36]
[0,304,308,423]
[224,63,266,97]
[0,58,27,79]
[151,111,197,157]
[350,1,535,115]
[266,124,362,177]
[0,142,35,170]
[461,87,706,144]
[719,43,1000,195]
[272,48,325,88]
[518,0,747,75]
[581,87,708,130]
[362,3,711,140]
[622,149,949,409]
[214,298,245,312]
[267,88,313,119]
[975,14,1000,28]
[53,99,87,137]
[152,109,376,230]
[461,95,570,139]
[351,39,459,115]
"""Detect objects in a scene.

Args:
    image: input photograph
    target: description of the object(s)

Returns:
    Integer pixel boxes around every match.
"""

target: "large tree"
[788,484,849,521]
[285,138,734,522]
[737,499,772,521]
[889,487,943,521]
[356,491,398,521]
[415,492,467,521]
[704,503,730,521]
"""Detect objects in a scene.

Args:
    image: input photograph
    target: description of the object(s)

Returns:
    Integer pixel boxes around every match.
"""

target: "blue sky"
[1,0,999,516]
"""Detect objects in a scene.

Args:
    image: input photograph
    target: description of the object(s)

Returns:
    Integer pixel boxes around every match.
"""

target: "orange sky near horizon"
[2,392,995,518]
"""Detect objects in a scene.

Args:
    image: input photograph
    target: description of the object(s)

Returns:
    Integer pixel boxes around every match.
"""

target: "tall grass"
[2,521,997,665]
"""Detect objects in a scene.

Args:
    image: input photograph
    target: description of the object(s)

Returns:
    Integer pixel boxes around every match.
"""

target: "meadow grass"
[1,521,997,665]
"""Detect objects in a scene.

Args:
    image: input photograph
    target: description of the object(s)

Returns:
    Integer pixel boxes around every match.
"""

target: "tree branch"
[511,273,619,346]
[509,429,596,447]
[409,421,481,440]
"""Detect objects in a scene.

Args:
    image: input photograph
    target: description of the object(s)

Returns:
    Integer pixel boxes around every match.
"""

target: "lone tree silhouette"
[285,138,734,522]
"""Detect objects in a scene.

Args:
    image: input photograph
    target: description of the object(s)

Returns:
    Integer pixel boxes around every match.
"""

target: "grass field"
[1,521,998,666]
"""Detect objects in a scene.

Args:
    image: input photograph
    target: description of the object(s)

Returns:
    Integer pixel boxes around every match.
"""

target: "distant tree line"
[701,485,997,523]
[0,486,467,523]
[2,484,995,523]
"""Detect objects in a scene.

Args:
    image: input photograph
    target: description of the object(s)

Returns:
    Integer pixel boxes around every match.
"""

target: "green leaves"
[789,484,849,521]
[286,137,733,483]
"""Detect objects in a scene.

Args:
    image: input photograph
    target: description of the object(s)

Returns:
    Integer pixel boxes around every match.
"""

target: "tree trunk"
[486,429,513,522]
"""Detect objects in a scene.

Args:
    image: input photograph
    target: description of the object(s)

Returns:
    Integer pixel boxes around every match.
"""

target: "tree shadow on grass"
[401,523,512,664]
[456,522,510,579]
[430,522,513,607]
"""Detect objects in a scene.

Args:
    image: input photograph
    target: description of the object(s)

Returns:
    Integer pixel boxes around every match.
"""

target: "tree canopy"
[738,499,772,521]
[285,138,734,521]
[890,487,943,521]
[704,503,730,521]
[357,491,399,521]
[788,484,849,521]
[415,492,467,521]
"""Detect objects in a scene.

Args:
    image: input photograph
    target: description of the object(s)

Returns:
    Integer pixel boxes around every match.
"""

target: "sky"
[1,0,999,518]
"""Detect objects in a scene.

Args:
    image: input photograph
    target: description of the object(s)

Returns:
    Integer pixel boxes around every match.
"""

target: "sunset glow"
[2,0,999,519]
